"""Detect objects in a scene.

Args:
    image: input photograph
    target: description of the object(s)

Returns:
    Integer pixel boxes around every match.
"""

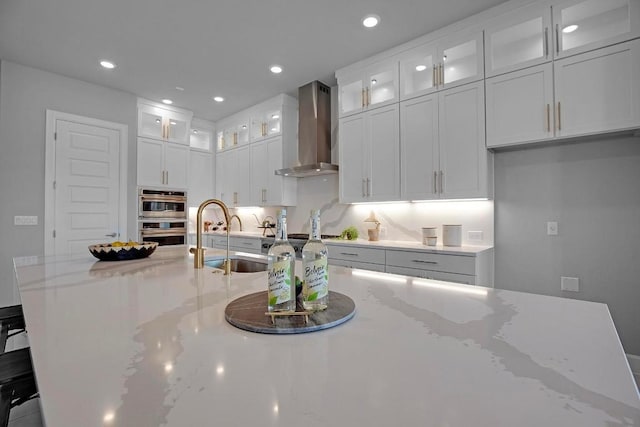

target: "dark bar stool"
[0,306,26,353]
[0,348,38,427]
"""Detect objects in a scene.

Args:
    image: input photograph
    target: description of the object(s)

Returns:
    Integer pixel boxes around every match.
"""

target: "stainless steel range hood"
[275,81,338,177]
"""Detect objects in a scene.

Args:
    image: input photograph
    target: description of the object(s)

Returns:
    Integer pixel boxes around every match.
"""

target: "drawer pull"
[412,259,437,264]
[340,252,359,257]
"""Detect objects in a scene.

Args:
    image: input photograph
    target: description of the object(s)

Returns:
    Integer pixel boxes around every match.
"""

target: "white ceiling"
[0,0,507,122]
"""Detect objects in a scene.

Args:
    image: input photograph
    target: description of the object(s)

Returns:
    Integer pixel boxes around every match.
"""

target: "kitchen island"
[13,249,640,426]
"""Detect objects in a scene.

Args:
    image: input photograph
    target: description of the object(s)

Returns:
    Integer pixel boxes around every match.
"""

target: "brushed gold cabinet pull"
[366,178,370,197]
[546,104,551,132]
[557,102,561,131]
[555,24,560,54]
[165,171,168,185]
[544,27,549,58]
[434,171,438,193]
[439,63,444,86]
[439,171,444,193]
[361,89,366,108]
[362,178,366,197]
[366,87,370,106]
[432,65,437,88]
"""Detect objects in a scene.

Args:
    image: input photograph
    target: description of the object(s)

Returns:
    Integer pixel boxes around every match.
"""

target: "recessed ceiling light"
[242,125,247,129]
[155,118,161,124]
[415,65,427,71]
[270,65,283,74]
[192,129,198,134]
[362,14,380,28]
[562,24,578,33]
[371,79,377,85]
[162,99,173,105]
[213,96,224,102]
[100,60,116,69]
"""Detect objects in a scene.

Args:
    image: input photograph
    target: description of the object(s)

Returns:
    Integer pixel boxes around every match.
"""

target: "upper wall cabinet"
[189,118,215,152]
[337,58,400,118]
[399,30,484,100]
[216,113,250,152]
[137,100,193,145]
[250,101,283,142]
[484,3,553,77]
[553,0,640,59]
[554,39,640,138]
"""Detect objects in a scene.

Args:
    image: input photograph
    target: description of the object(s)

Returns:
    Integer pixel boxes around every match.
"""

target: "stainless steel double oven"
[138,189,187,246]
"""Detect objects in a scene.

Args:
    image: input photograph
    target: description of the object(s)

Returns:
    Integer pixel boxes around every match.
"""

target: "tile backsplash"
[190,174,493,246]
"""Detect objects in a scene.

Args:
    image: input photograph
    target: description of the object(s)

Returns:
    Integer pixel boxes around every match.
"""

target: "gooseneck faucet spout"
[229,214,242,231]
[192,199,231,274]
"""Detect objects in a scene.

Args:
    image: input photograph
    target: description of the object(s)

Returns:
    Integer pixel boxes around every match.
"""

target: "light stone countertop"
[13,249,639,426]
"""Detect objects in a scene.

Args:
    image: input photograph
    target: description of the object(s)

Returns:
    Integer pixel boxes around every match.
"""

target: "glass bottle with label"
[302,210,329,310]
[267,209,296,312]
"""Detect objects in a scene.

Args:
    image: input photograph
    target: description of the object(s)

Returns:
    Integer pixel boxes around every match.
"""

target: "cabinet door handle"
[546,104,551,132]
[412,259,438,264]
[439,171,444,193]
[544,27,549,58]
[557,102,561,131]
[361,89,366,108]
[340,252,359,257]
[366,178,370,197]
[439,63,444,86]
[366,87,370,106]
[434,171,438,193]
[555,24,560,54]
[432,65,437,88]
[165,171,169,184]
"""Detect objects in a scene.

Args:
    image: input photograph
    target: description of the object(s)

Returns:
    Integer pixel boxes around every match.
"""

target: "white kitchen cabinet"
[486,63,555,148]
[216,114,250,152]
[339,104,400,203]
[249,95,296,143]
[325,244,386,271]
[385,248,493,287]
[400,81,491,201]
[250,136,297,206]
[190,118,215,152]
[188,150,214,207]
[398,30,483,101]
[216,146,253,207]
[554,39,640,138]
[138,101,192,145]
[552,0,640,59]
[213,235,262,254]
[400,94,439,201]
[337,58,399,118]
[137,137,188,189]
[439,81,490,199]
[484,3,553,77]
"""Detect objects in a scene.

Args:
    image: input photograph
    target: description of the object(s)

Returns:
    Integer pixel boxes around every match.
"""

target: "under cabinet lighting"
[415,65,427,71]
[100,60,116,69]
[270,65,283,74]
[562,24,578,33]
[162,99,173,105]
[170,121,177,126]
[213,96,224,102]
[362,14,380,28]
[103,411,115,423]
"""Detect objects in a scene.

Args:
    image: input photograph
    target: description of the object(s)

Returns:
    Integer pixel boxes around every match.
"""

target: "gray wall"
[494,135,640,355]
[0,60,138,305]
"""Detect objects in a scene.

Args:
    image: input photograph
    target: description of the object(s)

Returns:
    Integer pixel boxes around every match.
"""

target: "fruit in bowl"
[88,241,158,261]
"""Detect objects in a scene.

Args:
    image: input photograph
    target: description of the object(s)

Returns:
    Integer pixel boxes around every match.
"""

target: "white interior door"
[53,119,122,254]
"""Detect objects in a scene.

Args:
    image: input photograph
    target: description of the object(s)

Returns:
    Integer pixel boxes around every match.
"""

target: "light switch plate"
[561,276,579,292]
[14,216,38,226]
[547,221,558,235]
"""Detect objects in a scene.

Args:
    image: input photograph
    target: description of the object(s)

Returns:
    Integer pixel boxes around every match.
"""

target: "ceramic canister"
[442,224,462,247]
[421,227,437,245]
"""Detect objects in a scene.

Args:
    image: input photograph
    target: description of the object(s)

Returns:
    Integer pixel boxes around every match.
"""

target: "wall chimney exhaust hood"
[276,81,338,177]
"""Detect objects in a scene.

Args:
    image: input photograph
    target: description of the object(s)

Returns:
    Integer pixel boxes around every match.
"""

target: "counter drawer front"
[385,250,475,275]
[385,265,476,285]
[230,237,262,252]
[326,245,386,265]
[329,259,386,272]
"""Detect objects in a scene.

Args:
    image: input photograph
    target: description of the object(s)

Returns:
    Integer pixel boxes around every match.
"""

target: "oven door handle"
[140,196,187,203]
[140,230,186,237]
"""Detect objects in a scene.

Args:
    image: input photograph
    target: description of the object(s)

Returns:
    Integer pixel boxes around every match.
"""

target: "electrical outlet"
[14,216,38,226]
[561,276,579,292]
[468,231,483,241]
[547,221,558,236]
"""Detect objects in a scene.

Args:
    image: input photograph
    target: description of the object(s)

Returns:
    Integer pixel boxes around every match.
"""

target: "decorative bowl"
[88,242,158,261]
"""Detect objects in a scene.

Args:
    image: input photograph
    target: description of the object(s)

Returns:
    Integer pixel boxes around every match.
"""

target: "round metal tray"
[225,291,355,334]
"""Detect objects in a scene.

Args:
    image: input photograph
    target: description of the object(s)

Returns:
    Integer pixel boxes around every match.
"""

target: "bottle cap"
[278,208,287,218]
[310,209,320,217]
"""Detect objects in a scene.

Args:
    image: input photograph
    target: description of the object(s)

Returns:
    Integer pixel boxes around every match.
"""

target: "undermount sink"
[204,256,268,273]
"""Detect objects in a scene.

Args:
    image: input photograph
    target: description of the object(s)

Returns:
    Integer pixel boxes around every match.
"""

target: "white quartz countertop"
[14,249,639,426]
